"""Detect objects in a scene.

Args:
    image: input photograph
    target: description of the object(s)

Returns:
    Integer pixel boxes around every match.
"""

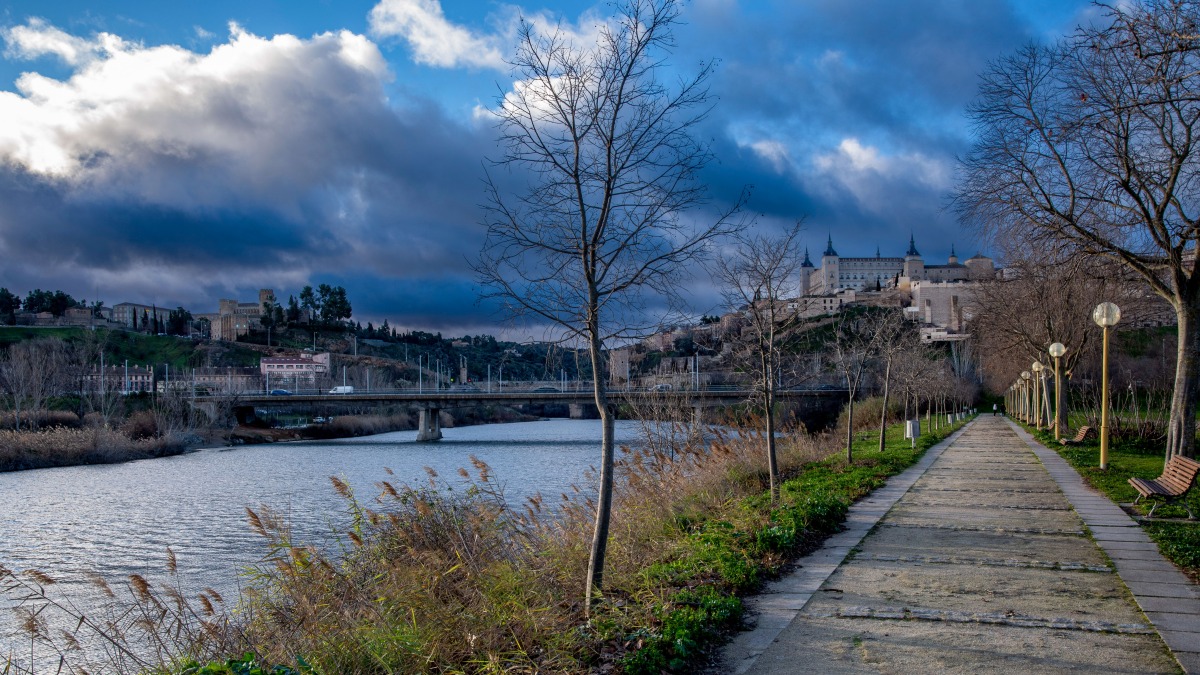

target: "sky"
[0,0,1098,334]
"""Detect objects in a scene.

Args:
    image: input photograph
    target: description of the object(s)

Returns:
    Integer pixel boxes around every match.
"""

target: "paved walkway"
[716,415,1199,674]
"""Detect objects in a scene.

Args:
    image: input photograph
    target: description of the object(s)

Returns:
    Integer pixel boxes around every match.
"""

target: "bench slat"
[1128,456,1199,519]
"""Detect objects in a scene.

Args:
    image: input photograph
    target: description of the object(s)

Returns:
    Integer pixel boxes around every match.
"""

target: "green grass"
[1024,425,1200,579]
[0,326,81,346]
[615,416,969,673]
[0,326,262,368]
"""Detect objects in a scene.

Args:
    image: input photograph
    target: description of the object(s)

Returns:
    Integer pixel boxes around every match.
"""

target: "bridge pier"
[568,403,600,420]
[417,407,442,442]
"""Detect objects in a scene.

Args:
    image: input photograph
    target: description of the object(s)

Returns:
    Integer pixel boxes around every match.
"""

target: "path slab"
[715,417,1189,674]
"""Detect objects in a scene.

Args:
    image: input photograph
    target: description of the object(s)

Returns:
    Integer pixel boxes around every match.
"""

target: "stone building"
[260,352,331,390]
[198,289,275,341]
[802,235,995,296]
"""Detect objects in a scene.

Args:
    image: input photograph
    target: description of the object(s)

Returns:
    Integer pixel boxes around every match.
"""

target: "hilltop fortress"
[801,235,995,296]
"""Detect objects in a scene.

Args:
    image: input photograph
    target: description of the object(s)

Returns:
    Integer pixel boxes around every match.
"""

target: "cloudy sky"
[0,0,1094,332]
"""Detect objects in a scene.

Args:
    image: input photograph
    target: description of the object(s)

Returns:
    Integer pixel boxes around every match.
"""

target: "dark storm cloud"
[678,0,1087,261]
[0,22,505,325]
[0,1,1092,331]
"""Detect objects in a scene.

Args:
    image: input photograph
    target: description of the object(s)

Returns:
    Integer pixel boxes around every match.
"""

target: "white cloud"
[368,0,506,69]
[749,139,791,173]
[0,20,391,212]
[812,137,951,213]
[368,0,608,74]
[2,17,125,66]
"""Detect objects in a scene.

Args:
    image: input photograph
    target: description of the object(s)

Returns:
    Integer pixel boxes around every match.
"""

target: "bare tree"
[958,0,1200,458]
[714,223,809,500]
[830,310,884,462]
[476,0,741,609]
[0,338,67,430]
[971,252,1156,388]
[872,309,918,452]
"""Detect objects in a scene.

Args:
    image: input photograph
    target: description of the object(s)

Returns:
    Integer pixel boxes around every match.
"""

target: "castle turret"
[799,247,814,296]
[822,235,839,291]
[965,252,996,280]
[947,244,959,266]
[903,233,924,281]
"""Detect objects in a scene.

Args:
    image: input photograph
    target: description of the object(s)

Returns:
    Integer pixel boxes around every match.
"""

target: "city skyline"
[0,0,1095,331]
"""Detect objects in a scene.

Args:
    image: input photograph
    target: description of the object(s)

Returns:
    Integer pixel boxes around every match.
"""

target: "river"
[0,419,644,667]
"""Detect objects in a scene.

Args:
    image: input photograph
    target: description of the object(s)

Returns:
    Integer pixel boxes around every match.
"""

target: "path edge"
[715,419,976,675]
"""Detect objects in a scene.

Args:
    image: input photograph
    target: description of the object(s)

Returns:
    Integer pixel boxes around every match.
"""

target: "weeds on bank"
[1026,425,1200,579]
[0,425,190,471]
[3,411,969,674]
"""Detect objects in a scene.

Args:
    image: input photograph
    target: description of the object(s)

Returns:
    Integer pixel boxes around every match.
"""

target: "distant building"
[260,351,331,390]
[85,364,154,393]
[908,281,977,333]
[199,289,274,341]
[609,348,631,384]
[112,302,158,329]
[802,235,995,296]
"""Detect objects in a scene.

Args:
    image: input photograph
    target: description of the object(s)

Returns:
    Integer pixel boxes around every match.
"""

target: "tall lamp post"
[1092,302,1121,470]
[1048,342,1066,442]
[1032,361,1044,430]
[1020,371,1032,424]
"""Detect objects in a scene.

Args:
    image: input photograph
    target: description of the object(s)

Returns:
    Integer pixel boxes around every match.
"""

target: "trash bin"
[905,419,921,439]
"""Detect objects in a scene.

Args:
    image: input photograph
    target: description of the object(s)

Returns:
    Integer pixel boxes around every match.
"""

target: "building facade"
[198,289,275,341]
[802,235,995,296]
[260,351,331,390]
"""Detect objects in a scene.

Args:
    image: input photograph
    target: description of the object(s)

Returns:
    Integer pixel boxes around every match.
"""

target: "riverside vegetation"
[1,399,969,674]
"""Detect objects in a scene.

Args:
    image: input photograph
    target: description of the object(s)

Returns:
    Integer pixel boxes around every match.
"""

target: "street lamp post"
[1092,302,1121,470]
[1048,342,1066,442]
[1032,361,1044,430]
[1020,371,1032,424]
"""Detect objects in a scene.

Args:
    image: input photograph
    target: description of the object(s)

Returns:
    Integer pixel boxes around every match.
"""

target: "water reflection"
[1,419,639,660]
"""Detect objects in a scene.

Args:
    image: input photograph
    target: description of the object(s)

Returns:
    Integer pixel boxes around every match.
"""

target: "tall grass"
[2,413,969,674]
[0,426,191,472]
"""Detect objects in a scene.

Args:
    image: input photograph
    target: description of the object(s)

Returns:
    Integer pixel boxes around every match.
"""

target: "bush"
[122,410,158,440]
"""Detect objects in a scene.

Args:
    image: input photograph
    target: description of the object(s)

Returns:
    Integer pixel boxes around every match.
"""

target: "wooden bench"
[1129,455,1200,519]
[1060,426,1095,445]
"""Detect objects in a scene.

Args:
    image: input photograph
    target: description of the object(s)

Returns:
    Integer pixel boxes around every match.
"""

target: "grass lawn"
[1026,425,1200,581]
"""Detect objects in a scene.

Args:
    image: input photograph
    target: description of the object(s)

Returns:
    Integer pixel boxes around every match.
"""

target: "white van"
[329,385,354,394]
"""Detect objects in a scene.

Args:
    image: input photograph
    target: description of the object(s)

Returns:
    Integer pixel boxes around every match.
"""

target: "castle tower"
[799,247,814,296]
[965,252,996,280]
[902,233,924,281]
[947,244,959,266]
[822,235,839,291]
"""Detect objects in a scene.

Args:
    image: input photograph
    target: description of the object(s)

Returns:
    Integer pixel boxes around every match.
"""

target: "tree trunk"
[878,360,892,453]
[1166,298,1200,459]
[762,348,779,501]
[584,313,615,613]
[845,395,855,463]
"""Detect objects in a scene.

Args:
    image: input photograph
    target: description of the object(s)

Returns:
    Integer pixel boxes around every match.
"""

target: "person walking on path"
[993,402,998,416]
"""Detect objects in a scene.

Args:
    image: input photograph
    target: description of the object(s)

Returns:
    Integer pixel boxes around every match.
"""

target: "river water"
[0,419,642,664]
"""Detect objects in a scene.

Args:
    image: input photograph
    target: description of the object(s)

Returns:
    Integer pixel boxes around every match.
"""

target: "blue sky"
[0,0,1095,333]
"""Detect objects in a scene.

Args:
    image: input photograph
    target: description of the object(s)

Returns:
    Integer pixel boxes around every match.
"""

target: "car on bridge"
[269,389,292,396]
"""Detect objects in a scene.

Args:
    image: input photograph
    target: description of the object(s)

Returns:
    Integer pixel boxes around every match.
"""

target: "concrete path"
[716,415,1193,674]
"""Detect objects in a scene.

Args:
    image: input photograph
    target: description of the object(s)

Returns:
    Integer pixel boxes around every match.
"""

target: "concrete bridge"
[196,386,847,442]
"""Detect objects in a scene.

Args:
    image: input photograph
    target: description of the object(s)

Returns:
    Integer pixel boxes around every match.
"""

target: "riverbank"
[1,411,970,674]
[0,405,540,472]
